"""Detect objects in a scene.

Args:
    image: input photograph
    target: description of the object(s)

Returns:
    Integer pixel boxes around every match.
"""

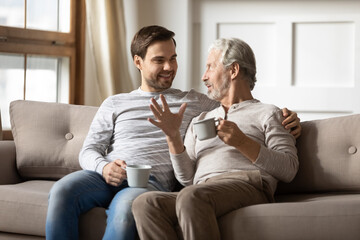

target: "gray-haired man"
[132,38,299,240]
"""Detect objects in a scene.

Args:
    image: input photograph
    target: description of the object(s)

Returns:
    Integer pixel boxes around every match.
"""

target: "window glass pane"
[58,57,70,103]
[0,53,24,130]
[26,55,69,103]
[27,0,57,31]
[27,0,70,32]
[0,0,25,28]
[59,0,71,32]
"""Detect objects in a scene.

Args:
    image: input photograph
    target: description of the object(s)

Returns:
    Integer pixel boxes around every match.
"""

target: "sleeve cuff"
[169,149,188,162]
[95,160,110,176]
[253,144,268,166]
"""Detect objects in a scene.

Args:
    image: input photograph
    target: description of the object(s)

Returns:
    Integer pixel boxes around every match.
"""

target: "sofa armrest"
[0,141,22,184]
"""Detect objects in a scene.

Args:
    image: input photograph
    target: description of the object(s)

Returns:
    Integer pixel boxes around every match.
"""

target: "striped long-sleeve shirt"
[79,87,219,191]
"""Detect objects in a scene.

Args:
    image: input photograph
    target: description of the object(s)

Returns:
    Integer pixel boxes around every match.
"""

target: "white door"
[191,0,360,121]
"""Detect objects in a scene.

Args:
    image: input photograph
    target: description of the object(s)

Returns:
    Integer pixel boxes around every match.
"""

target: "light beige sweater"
[170,99,299,195]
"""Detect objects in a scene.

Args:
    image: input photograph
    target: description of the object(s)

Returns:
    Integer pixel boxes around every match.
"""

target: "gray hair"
[209,38,257,90]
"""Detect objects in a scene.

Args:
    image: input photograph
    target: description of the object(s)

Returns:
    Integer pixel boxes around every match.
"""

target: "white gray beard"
[207,76,230,101]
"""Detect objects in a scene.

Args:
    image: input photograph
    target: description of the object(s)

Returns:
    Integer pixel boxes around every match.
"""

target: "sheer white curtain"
[85,0,135,101]
[0,110,2,140]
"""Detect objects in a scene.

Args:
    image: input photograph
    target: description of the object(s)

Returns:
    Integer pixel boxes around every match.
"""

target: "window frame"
[0,0,85,140]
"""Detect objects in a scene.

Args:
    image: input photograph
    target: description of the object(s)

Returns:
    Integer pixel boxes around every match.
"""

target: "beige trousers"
[132,171,271,240]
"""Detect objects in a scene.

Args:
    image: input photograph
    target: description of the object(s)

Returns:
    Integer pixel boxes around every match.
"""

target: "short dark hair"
[131,25,176,59]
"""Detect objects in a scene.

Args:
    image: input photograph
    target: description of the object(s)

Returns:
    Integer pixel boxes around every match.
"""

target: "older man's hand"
[282,108,302,139]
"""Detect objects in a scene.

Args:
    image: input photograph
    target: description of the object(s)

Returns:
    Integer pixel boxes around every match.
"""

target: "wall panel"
[192,0,360,121]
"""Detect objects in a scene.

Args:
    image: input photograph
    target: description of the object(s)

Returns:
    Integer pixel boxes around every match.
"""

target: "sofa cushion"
[0,181,54,236]
[10,100,98,180]
[219,193,360,240]
[277,114,360,194]
[0,232,45,239]
[0,180,106,239]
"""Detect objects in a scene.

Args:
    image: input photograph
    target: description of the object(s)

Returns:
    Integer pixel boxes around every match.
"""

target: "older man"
[132,38,299,240]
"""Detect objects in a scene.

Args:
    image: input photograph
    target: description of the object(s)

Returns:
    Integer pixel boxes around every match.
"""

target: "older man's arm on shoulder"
[281,108,302,139]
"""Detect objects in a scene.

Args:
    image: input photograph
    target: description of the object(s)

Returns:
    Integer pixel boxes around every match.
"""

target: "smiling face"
[134,39,178,92]
[202,49,231,101]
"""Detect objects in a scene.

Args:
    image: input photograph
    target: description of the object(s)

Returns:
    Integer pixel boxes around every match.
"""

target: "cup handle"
[121,166,127,179]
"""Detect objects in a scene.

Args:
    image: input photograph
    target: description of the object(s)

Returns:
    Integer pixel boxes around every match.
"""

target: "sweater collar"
[217,99,260,118]
[132,87,175,96]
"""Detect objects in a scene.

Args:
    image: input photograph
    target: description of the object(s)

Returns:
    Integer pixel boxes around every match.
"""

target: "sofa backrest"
[277,113,360,194]
[10,100,98,180]
[10,100,360,192]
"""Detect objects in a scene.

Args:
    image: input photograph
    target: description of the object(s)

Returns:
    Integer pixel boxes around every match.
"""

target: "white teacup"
[194,118,220,141]
[126,165,152,188]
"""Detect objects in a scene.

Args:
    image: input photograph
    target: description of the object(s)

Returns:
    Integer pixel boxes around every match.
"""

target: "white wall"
[123,0,193,91]
[84,0,360,122]
[192,0,360,121]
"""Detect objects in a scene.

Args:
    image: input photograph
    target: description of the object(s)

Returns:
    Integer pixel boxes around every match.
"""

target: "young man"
[46,26,300,240]
[132,38,299,240]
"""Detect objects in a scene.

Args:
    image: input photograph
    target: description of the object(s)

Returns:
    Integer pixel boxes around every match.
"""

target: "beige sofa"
[0,100,359,240]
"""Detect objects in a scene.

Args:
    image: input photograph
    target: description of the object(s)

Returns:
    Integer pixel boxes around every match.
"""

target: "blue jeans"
[46,170,166,240]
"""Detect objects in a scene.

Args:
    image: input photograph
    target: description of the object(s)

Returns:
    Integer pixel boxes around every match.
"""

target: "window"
[0,0,85,139]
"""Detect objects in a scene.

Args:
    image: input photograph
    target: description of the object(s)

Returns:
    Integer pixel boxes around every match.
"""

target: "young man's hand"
[282,108,301,139]
[102,159,127,187]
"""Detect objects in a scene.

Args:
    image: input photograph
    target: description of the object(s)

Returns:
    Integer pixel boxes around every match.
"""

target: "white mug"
[193,118,220,141]
[126,165,152,188]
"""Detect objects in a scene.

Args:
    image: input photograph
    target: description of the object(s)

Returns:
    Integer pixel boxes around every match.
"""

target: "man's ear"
[134,55,142,70]
[230,62,240,80]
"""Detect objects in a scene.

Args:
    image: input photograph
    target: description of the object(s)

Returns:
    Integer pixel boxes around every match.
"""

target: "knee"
[49,178,70,202]
[177,185,202,203]
[132,192,172,217]
[47,182,75,214]
[132,192,157,217]
[48,171,87,204]
[176,186,205,213]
